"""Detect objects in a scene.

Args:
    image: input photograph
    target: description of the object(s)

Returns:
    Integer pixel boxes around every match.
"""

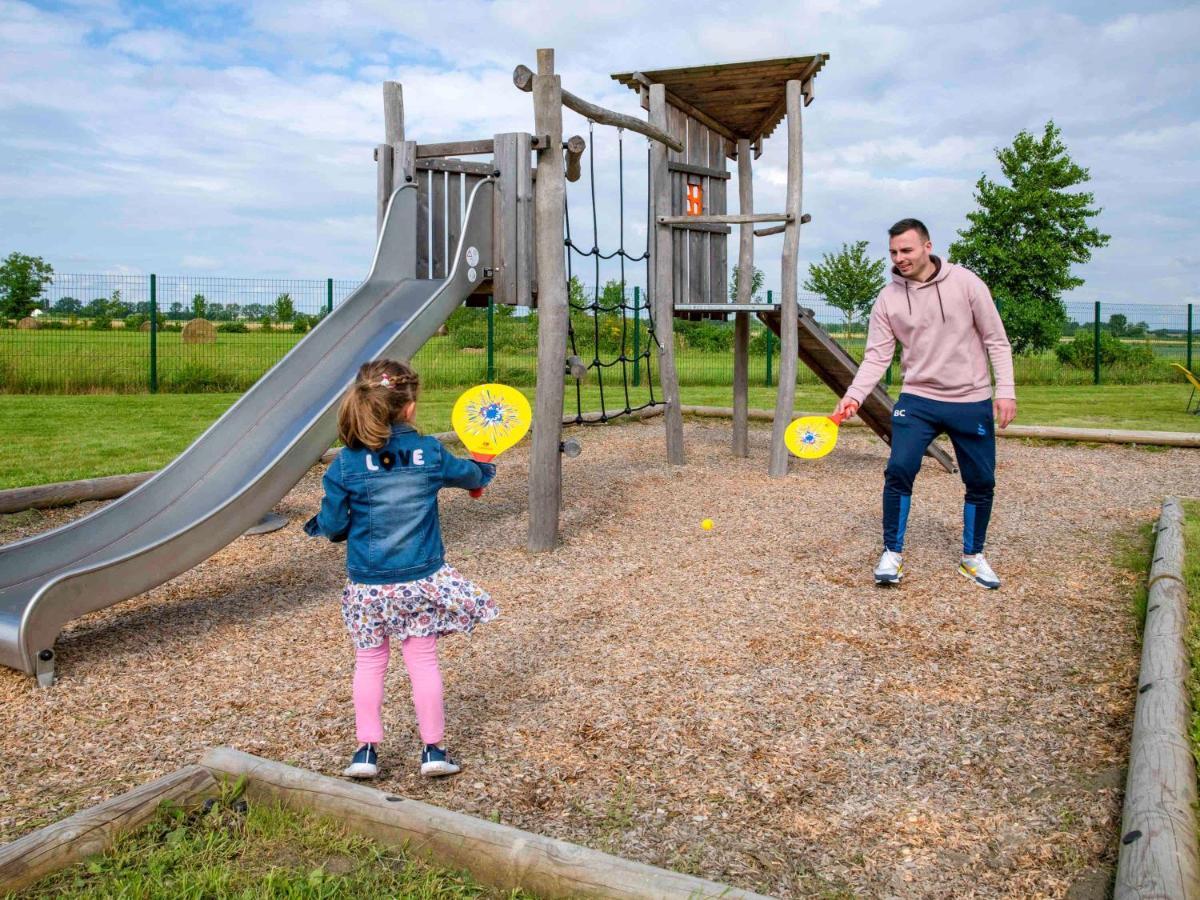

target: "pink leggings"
[352,636,444,746]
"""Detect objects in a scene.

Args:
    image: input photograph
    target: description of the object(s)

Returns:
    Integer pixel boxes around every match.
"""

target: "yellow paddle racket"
[451,383,532,497]
[784,410,848,460]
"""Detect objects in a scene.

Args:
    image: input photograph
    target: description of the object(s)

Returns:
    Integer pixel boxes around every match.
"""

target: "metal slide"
[0,180,495,684]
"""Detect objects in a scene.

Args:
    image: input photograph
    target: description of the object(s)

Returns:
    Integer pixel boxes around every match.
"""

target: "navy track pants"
[883,393,996,555]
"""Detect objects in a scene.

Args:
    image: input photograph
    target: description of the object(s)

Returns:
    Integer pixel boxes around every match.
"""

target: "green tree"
[802,241,886,339]
[567,276,587,308]
[729,264,765,303]
[1108,312,1127,336]
[191,293,207,319]
[105,288,129,319]
[0,252,54,319]
[948,120,1110,354]
[169,301,184,320]
[274,292,295,322]
[54,296,82,316]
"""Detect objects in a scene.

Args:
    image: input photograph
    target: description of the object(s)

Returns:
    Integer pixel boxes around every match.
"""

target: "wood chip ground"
[3,421,1197,898]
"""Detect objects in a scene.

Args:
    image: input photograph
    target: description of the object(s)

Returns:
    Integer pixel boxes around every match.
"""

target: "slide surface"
[0,181,494,681]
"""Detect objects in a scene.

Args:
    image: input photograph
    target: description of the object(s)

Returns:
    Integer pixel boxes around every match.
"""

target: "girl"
[305,359,498,779]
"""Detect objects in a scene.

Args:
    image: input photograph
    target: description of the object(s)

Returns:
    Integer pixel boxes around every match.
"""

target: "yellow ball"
[700,518,713,531]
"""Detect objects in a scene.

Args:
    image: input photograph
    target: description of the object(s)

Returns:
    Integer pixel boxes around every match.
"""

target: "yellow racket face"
[451,383,532,458]
[785,415,840,460]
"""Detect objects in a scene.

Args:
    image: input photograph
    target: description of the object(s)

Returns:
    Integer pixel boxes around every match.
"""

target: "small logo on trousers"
[893,408,906,418]
[977,423,987,436]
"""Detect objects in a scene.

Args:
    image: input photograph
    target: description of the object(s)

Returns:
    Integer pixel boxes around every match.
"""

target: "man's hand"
[994,398,1017,429]
[833,396,860,421]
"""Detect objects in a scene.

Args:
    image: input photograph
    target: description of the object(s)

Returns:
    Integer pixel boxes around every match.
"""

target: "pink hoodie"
[844,257,1015,405]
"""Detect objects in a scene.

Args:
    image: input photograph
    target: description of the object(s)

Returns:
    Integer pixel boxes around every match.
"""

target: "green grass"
[3,325,1194,393]
[0,383,1196,490]
[7,785,527,899]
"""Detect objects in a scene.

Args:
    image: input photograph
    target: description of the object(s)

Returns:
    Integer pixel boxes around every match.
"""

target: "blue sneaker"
[420,744,461,777]
[343,743,378,779]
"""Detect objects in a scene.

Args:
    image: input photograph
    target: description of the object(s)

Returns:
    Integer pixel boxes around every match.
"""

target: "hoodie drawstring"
[934,281,946,323]
[904,282,912,315]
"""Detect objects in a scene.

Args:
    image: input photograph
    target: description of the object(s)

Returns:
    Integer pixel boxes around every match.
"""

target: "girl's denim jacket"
[304,424,495,584]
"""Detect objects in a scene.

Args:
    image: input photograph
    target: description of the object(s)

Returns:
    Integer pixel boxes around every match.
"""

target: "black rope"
[564,121,663,425]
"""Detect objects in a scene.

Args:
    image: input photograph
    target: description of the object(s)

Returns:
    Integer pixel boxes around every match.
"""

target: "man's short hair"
[888,218,930,242]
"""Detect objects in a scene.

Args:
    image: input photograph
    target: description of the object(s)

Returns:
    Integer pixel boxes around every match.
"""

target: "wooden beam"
[649,83,685,466]
[667,160,731,180]
[733,136,753,459]
[564,134,585,183]
[527,49,569,552]
[416,158,496,176]
[667,221,732,234]
[201,747,769,900]
[383,81,404,146]
[753,213,811,237]
[769,79,804,477]
[0,765,217,895]
[1115,497,1200,899]
[658,213,790,226]
[415,139,494,158]
[513,64,685,153]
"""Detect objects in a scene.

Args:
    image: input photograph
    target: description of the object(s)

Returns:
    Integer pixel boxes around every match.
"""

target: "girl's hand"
[833,396,860,420]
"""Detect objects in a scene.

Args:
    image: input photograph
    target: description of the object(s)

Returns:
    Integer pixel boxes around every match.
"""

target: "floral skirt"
[341,563,498,650]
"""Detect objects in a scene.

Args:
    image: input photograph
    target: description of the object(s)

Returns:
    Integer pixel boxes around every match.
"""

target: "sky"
[1,0,1197,312]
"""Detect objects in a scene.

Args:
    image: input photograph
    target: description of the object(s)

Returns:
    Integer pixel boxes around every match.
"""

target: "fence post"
[633,289,643,388]
[326,278,333,316]
[1093,300,1101,385]
[764,290,774,386]
[1188,303,1194,373]
[486,296,495,382]
[149,273,158,393]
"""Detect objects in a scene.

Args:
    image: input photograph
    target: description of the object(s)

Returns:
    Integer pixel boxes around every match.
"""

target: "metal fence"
[1,274,1195,393]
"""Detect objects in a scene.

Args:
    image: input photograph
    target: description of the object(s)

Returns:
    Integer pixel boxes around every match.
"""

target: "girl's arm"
[303,455,351,542]
[439,444,496,491]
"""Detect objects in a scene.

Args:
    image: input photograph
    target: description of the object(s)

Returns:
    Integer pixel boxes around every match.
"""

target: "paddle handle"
[829,410,847,426]
[468,453,495,498]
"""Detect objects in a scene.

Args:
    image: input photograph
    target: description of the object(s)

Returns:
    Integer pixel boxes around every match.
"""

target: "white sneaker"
[959,553,1000,589]
[874,550,903,585]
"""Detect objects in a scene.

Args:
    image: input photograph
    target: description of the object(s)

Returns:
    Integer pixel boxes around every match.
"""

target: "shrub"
[91,317,113,330]
[38,319,67,330]
[1055,331,1156,369]
[292,314,313,334]
[125,313,147,330]
[217,321,248,333]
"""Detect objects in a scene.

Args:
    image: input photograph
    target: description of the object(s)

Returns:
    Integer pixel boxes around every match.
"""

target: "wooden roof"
[611,54,829,147]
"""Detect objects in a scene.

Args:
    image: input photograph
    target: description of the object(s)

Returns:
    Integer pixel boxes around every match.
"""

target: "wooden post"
[1115,496,1200,899]
[733,137,753,458]
[768,81,804,477]
[649,83,685,465]
[527,49,569,552]
[376,82,404,236]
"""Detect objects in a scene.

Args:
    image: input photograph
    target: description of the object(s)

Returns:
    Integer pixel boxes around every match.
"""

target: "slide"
[0,180,495,684]
[757,307,957,474]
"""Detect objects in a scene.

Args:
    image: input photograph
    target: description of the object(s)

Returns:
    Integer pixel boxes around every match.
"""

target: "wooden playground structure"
[370,47,953,553]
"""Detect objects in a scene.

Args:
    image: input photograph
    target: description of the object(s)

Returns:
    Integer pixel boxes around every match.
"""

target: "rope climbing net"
[563,121,664,425]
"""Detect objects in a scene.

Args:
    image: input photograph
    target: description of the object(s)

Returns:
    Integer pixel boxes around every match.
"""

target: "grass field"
[2,325,1192,393]
[0,383,1196,490]
[15,788,525,899]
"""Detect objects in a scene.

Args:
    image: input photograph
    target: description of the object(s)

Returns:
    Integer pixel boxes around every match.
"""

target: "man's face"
[889,229,933,278]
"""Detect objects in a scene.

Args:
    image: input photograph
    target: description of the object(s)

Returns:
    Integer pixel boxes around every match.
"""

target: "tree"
[1107,312,1127,336]
[567,276,587,308]
[169,301,184,320]
[0,252,54,319]
[274,292,295,323]
[105,288,129,319]
[85,297,109,318]
[54,296,82,316]
[729,264,765,303]
[243,303,266,320]
[948,120,1110,354]
[802,241,886,339]
[191,293,207,319]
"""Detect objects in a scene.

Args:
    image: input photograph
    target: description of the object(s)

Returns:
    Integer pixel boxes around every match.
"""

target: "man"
[832,219,1017,588]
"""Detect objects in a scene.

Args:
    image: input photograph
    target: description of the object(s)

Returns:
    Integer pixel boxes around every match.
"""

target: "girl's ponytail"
[337,360,421,450]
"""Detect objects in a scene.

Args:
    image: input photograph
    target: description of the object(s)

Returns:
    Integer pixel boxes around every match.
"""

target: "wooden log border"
[1115,496,1200,899]
[0,748,768,899]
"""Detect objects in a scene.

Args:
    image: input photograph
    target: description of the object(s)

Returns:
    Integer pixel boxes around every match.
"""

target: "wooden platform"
[757,308,957,473]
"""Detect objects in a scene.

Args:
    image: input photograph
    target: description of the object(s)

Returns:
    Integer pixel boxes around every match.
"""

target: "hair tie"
[378,375,393,388]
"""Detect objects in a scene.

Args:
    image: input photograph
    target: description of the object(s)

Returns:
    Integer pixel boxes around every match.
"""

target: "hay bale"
[436,323,449,337]
[17,317,38,330]
[181,318,216,344]
[139,321,153,332]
